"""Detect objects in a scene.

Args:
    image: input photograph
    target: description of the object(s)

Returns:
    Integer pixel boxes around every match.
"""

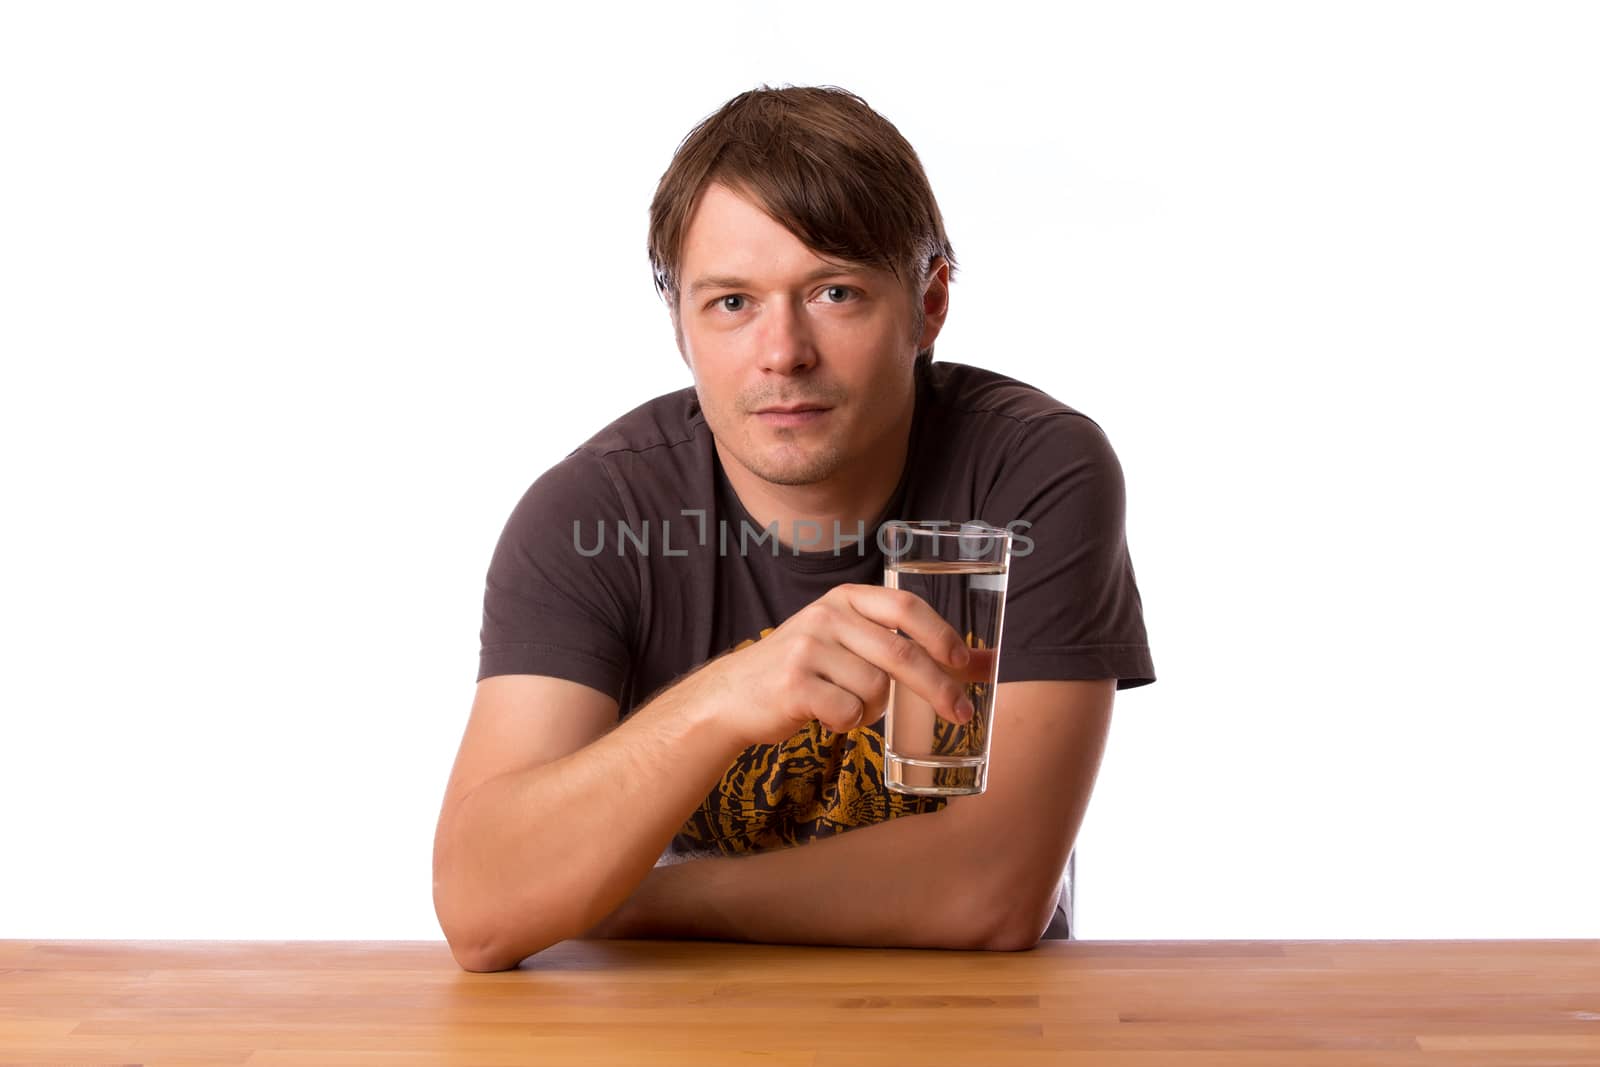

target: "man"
[432,85,1156,972]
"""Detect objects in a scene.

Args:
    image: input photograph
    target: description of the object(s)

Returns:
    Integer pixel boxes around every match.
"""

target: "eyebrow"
[684,263,868,299]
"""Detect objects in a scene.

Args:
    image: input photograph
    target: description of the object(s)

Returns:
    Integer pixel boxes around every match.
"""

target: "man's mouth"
[754,405,832,426]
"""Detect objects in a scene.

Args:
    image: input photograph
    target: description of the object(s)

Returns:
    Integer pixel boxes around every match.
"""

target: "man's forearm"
[582,805,1013,950]
[434,675,749,970]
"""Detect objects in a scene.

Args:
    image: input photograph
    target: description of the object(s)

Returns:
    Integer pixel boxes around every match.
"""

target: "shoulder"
[574,384,708,459]
[533,383,715,504]
[923,359,1097,429]
[504,384,710,525]
[922,360,1118,475]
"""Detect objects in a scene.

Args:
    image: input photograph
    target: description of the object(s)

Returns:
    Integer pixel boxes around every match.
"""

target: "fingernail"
[953,645,971,667]
[957,696,975,721]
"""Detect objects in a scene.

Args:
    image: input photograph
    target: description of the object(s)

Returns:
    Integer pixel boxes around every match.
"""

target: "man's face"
[672,181,939,488]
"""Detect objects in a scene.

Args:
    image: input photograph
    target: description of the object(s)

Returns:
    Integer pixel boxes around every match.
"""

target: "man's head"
[647,85,957,489]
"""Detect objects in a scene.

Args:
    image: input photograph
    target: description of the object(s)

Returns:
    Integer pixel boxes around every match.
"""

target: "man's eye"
[710,289,854,312]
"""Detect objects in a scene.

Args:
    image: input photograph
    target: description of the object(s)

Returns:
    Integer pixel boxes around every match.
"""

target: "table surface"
[3,938,1599,1066]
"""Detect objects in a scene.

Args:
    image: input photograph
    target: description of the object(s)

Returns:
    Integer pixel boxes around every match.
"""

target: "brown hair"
[647,85,957,362]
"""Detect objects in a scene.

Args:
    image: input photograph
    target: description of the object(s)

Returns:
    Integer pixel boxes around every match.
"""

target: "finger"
[831,611,972,725]
[804,641,892,725]
[797,673,869,733]
[831,584,971,670]
[956,645,999,686]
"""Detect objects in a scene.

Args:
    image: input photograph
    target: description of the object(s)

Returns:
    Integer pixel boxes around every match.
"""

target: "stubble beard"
[738,430,848,487]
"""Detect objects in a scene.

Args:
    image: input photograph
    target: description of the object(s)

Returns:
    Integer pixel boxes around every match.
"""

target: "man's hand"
[691,583,981,748]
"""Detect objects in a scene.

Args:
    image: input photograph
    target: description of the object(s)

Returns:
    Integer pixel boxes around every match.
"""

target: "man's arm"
[439,583,977,971]
[943,678,1116,944]
[582,678,1116,951]
[580,797,1006,951]
[432,673,750,972]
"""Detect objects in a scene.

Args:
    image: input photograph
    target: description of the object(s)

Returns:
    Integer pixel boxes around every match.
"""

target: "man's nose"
[756,298,817,374]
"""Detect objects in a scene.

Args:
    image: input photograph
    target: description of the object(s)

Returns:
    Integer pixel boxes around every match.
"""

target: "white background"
[2,1,1595,941]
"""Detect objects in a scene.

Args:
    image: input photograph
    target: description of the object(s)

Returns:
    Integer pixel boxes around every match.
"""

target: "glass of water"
[881,520,1012,796]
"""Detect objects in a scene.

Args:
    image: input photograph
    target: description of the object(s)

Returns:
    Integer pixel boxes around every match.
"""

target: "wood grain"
[2,939,1598,1065]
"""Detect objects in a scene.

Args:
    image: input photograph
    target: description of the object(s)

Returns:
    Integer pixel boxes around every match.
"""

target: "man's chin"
[713,427,845,488]
[746,445,846,487]
[749,461,837,488]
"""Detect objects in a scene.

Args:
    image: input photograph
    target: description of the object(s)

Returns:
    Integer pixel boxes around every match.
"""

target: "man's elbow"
[437,909,516,972]
[442,919,557,972]
[434,878,560,972]
[981,922,1044,952]
[450,939,534,973]
[972,883,1059,951]
[448,940,509,973]
[441,907,575,971]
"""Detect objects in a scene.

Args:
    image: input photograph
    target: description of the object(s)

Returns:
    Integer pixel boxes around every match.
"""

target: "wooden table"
[3,938,1599,1065]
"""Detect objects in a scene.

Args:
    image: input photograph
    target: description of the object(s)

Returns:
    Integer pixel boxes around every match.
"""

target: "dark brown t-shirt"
[478,358,1156,857]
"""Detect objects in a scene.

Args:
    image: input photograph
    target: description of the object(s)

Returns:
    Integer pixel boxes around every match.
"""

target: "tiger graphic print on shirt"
[669,626,950,857]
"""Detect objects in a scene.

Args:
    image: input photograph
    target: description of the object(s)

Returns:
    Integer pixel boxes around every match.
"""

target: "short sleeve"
[477,448,639,701]
[983,413,1156,690]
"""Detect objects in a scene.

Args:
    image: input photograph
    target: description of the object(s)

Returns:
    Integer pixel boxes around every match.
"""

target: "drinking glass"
[881,520,1011,796]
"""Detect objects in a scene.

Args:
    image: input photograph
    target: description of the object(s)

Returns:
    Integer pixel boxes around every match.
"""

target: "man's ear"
[668,299,691,370]
[917,257,952,349]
